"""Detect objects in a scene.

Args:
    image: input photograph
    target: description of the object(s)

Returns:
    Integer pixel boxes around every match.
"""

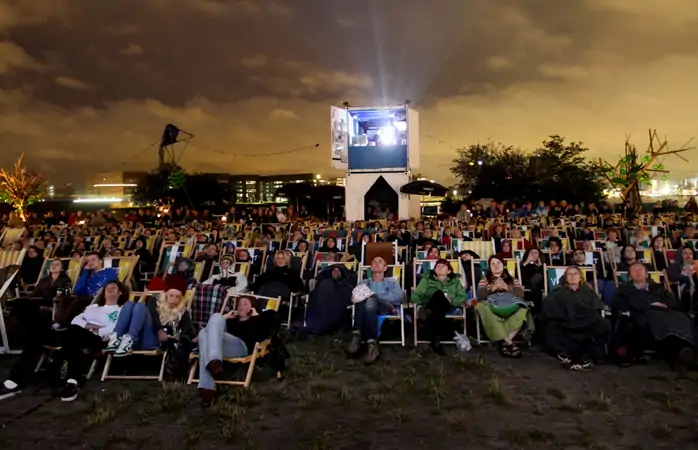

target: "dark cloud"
[0,0,697,187]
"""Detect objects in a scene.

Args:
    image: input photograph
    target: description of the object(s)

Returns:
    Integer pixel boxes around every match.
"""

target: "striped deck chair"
[354,264,406,346]
[0,249,26,269]
[187,293,282,388]
[157,243,194,277]
[101,290,193,382]
[411,259,467,345]
[0,270,20,354]
[0,228,24,248]
[103,256,139,286]
[456,240,495,259]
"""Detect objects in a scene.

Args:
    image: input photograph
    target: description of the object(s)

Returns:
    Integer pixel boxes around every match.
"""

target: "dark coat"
[305,265,357,335]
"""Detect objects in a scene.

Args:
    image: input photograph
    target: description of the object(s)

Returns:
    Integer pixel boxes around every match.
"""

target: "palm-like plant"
[0,153,44,221]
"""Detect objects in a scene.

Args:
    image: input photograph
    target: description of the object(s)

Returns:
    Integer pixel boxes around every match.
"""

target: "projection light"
[394,121,407,132]
[377,126,397,145]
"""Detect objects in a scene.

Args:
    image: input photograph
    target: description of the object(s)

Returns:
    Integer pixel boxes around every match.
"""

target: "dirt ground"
[1,333,698,450]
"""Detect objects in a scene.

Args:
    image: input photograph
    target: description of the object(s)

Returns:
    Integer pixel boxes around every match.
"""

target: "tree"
[0,153,44,221]
[450,136,605,204]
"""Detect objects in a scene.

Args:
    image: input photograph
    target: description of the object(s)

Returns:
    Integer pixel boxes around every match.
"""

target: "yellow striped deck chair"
[0,249,26,269]
[0,228,24,248]
[157,243,194,276]
[103,256,139,285]
[102,289,193,382]
[614,270,667,288]
[187,293,282,388]
[457,240,495,259]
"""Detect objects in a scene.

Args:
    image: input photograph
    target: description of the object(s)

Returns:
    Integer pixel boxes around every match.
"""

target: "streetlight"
[477,160,483,166]
[315,174,321,179]
[453,190,458,196]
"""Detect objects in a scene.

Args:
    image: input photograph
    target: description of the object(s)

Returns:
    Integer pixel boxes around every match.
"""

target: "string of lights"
[189,142,320,158]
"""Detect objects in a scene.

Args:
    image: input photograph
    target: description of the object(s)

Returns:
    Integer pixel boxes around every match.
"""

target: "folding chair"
[0,270,20,355]
[187,293,282,388]
[353,264,406,346]
[101,290,192,382]
[411,259,466,345]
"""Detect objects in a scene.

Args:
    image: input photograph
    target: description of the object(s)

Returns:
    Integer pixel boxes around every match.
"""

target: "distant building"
[85,171,149,200]
[229,173,344,203]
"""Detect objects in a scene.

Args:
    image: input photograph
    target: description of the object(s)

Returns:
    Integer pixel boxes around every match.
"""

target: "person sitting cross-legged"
[345,256,403,364]
[412,259,467,356]
[196,296,281,407]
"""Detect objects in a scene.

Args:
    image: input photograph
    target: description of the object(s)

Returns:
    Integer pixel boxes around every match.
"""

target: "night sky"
[0,0,696,186]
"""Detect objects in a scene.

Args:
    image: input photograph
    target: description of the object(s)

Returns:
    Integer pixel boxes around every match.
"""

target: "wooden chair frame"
[187,292,281,388]
[411,259,467,345]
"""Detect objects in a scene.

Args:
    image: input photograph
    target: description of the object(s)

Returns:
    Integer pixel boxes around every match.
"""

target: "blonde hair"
[157,289,187,325]
[275,250,290,267]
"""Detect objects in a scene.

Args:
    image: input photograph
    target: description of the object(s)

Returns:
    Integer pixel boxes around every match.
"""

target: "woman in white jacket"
[59,280,129,402]
[203,255,248,293]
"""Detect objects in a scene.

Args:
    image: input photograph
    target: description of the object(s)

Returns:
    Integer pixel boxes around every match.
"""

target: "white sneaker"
[105,333,120,352]
[114,334,134,357]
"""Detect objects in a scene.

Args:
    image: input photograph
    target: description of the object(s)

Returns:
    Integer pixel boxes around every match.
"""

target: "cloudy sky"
[0,0,697,188]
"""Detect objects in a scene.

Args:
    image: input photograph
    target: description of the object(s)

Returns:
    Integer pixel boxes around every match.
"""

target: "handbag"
[485,292,532,318]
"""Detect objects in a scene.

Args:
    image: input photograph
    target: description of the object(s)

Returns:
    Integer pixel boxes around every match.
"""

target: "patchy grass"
[1,334,698,449]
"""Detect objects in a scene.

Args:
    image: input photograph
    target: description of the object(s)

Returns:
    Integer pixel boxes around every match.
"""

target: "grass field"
[1,334,698,450]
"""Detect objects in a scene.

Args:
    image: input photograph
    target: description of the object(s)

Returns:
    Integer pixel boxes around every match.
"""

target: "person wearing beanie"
[202,255,248,292]
[105,286,193,361]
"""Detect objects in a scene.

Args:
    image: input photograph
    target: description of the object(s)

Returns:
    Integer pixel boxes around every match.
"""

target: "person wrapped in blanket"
[412,258,467,356]
[345,257,403,365]
[0,281,129,402]
[105,276,194,379]
[612,262,697,371]
[476,255,530,358]
[202,255,248,293]
[540,266,609,371]
[196,295,285,407]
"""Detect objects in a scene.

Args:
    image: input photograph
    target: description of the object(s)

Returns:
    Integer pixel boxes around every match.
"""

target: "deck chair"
[0,270,20,355]
[411,259,466,345]
[103,256,139,286]
[353,264,406,346]
[101,290,193,382]
[187,293,282,388]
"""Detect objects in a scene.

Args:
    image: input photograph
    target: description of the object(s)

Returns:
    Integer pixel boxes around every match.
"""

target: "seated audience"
[196,295,280,406]
[203,255,248,292]
[345,256,403,364]
[412,259,467,355]
[612,262,696,370]
[541,266,609,371]
[476,256,529,358]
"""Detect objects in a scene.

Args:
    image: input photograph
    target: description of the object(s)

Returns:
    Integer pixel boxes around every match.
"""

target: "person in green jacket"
[413,258,467,355]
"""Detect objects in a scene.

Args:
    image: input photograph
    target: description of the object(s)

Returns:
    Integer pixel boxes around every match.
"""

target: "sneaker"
[567,361,593,371]
[0,380,22,400]
[345,331,362,355]
[557,353,571,365]
[60,380,79,402]
[104,333,120,352]
[114,334,134,357]
[364,340,380,365]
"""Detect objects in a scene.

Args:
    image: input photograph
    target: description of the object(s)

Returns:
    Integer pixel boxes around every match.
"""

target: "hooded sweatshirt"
[71,304,121,339]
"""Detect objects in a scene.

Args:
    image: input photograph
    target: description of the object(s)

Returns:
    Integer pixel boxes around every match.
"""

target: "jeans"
[114,302,158,350]
[353,296,394,341]
[197,313,248,390]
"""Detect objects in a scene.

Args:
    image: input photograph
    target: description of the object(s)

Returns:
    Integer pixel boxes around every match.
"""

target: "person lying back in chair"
[196,295,281,407]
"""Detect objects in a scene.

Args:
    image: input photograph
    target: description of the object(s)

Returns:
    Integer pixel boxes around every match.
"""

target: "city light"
[73,197,124,203]
[315,174,321,179]
[93,183,138,187]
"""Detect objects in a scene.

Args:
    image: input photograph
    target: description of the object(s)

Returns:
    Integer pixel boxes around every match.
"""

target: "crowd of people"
[0,196,697,407]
